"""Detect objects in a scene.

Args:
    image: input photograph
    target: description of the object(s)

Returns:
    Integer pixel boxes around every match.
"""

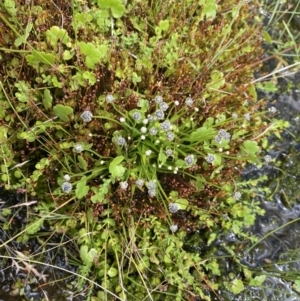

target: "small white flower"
[64,174,70,182]
[169,203,179,213]
[155,110,165,120]
[149,127,158,136]
[195,107,199,112]
[81,111,93,122]
[135,179,144,187]
[148,180,156,190]
[168,166,172,170]
[205,154,215,163]
[166,131,175,141]
[88,133,93,137]
[120,117,126,123]
[148,115,156,122]
[120,181,128,190]
[170,224,178,233]
[61,182,72,193]
[132,111,141,121]
[154,95,163,104]
[74,143,84,153]
[184,154,194,165]
[232,113,238,119]
[268,106,277,114]
[234,191,242,200]
[158,164,162,168]
[141,135,146,140]
[106,94,114,103]
[155,140,160,145]
[185,96,193,107]
[145,150,152,156]
[244,113,250,121]
[174,100,179,106]
[159,102,169,111]
[165,149,173,157]
[140,126,147,134]
[264,155,272,163]
[161,120,172,132]
[116,136,126,146]
[148,188,156,197]
[143,119,149,125]
[100,160,105,165]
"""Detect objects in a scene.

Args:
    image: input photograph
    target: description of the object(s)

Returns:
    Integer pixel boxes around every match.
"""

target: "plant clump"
[0,0,289,300]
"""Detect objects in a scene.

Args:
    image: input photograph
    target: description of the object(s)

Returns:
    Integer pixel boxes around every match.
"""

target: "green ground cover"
[0,0,297,300]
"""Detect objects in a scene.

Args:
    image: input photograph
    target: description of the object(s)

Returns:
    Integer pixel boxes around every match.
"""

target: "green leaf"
[53,104,73,121]
[80,245,97,266]
[26,218,44,235]
[230,278,244,294]
[249,275,266,286]
[26,50,55,67]
[4,0,17,16]
[187,127,216,142]
[43,89,53,110]
[76,176,90,199]
[177,198,188,210]
[200,0,217,20]
[206,70,225,90]
[107,266,118,277]
[77,155,88,171]
[109,156,126,178]
[46,26,71,48]
[98,0,126,18]
[207,232,217,245]
[155,19,170,36]
[14,22,33,46]
[241,140,260,156]
[79,42,108,69]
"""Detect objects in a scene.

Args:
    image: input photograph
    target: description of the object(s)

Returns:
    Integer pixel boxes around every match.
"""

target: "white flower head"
[74,143,84,153]
[61,182,72,193]
[63,174,71,182]
[116,136,126,146]
[161,120,172,132]
[120,117,126,123]
[149,127,158,136]
[184,154,195,165]
[205,154,215,164]
[170,224,178,233]
[141,135,146,140]
[174,100,179,106]
[106,94,114,103]
[244,113,250,121]
[120,181,128,190]
[185,96,194,107]
[165,149,173,157]
[145,150,152,156]
[135,179,144,188]
[268,106,277,114]
[155,110,165,120]
[143,119,149,125]
[154,95,163,104]
[234,191,242,200]
[81,111,93,122]
[159,102,169,111]
[140,126,147,134]
[166,131,175,141]
[132,111,141,121]
[169,203,179,213]
[264,155,272,163]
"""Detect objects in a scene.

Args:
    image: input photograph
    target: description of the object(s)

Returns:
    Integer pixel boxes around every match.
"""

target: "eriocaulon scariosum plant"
[0,0,289,299]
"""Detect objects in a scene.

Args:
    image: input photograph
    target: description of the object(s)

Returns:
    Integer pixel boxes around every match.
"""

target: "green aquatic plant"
[0,0,289,299]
